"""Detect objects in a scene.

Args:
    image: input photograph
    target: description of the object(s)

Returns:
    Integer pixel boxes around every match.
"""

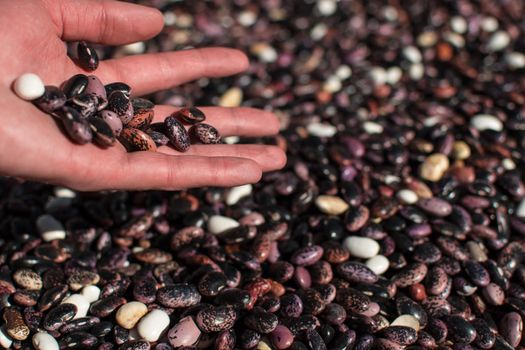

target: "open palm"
[0,0,285,190]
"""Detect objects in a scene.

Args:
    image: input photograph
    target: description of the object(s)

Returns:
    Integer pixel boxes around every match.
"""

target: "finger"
[116,153,263,190]
[45,0,164,45]
[96,48,249,95]
[153,106,280,137]
[158,144,287,172]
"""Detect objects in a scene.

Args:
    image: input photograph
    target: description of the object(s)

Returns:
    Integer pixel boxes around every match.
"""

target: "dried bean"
[165,116,190,152]
[77,42,99,71]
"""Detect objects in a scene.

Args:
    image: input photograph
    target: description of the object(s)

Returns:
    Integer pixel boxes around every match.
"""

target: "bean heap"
[14,44,221,152]
[4,0,525,349]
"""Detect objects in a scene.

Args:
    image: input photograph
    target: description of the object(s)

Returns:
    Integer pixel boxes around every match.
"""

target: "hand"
[0,0,286,190]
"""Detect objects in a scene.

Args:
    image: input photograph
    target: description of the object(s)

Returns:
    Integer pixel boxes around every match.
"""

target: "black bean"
[472,318,495,349]
[198,271,227,297]
[189,123,221,144]
[108,91,134,124]
[157,284,201,308]
[337,262,378,284]
[165,116,190,152]
[244,308,278,333]
[238,329,261,349]
[34,86,66,113]
[59,331,99,349]
[443,315,477,344]
[105,82,132,97]
[195,305,237,332]
[89,296,126,318]
[380,326,417,345]
[396,296,428,327]
[60,316,100,334]
[43,303,77,331]
[280,293,303,318]
[54,106,93,144]
[77,41,99,71]
[91,321,114,338]
[306,329,327,350]
[464,261,491,287]
[215,288,251,309]
[88,116,116,147]
[331,329,356,350]
[62,74,89,98]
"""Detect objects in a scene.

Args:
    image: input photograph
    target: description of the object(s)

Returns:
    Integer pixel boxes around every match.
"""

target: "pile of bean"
[14,49,221,152]
[4,0,525,349]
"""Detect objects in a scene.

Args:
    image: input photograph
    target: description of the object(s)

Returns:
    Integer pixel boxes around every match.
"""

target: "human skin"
[0,0,286,190]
